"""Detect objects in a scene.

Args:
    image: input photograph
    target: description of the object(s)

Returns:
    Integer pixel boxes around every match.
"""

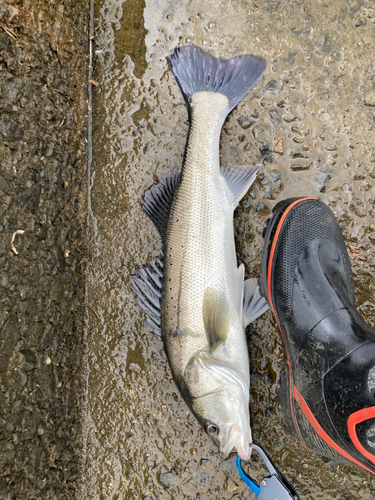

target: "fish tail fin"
[169,45,267,117]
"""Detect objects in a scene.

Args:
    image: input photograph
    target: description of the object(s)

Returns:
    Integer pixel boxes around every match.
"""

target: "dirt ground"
[0,1,89,498]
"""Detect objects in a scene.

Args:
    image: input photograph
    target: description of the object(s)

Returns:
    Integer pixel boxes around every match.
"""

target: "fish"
[130,45,268,460]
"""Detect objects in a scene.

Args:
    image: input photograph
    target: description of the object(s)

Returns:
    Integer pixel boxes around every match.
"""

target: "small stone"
[290,150,308,159]
[353,171,366,180]
[45,356,51,365]
[200,472,209,484]
[291,164,311,171]
[260,145,271,157]
[253,124,270,146]
[217,454,237,474]
[293,137,303,143]
[237,115,254,129]
[266,79,278,90]
[243,142,252,151]
[283,114,297,123]
[364,91,375,107]
[260,95,273,108]
[325,144,337,151]
[159,472,179,488]
[274,139,284,154]
[269,110,280,124]
[129,363,141,373]
[254,202,271,215]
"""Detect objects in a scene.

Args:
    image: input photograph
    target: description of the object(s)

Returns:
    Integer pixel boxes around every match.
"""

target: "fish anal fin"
[243,278,269,326]
[221,164,260,207]
[141,170,181,238]
[203,288,231,352]
[130,253,164,339]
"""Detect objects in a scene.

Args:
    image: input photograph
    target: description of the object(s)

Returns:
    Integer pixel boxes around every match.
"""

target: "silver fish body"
[131,46,268,459]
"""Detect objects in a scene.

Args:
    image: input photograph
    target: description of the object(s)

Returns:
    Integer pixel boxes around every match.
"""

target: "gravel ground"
[0,1,89,498]
[83,1,375,499]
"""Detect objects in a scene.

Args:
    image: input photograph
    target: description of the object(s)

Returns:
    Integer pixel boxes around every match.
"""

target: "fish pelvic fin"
[221,164,260,208]
[141,169,181,239]
[242,278,269,326]
[130,253,164,338]
[169,45,267,118]
[203,288,231,353]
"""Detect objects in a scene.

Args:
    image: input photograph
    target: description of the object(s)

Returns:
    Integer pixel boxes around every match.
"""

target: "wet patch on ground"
[83,1,375,499]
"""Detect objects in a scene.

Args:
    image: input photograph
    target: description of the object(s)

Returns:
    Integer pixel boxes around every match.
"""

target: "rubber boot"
[259,197,375,474]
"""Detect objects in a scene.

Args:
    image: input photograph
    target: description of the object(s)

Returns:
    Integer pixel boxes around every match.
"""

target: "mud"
[0,0,88,499]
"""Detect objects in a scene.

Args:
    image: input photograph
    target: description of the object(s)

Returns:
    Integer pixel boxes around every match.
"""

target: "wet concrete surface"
[83,1,375,499]
[0,0,88,498]
[2,0,375,499]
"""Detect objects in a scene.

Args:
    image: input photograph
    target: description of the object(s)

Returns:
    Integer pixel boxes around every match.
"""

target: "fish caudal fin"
[169,45,267,116]
[242,278,269,326]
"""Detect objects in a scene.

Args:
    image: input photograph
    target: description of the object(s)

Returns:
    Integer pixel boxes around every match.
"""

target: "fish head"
[184,351,252,460]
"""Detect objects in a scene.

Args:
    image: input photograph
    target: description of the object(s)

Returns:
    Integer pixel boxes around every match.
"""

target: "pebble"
[283,113,297,123]
[274,139,284,154]
[159,472,179,488]
[129,363,141,373]
[252,124,270,146]
[291,164,311,171]
[364,91,375,107]
[237,115,254,129]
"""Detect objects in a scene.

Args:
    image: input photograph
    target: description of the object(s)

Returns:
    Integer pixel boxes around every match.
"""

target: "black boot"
[259,197,375,474]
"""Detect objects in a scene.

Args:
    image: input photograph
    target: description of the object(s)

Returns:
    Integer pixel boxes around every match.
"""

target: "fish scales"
[163,92,244,382]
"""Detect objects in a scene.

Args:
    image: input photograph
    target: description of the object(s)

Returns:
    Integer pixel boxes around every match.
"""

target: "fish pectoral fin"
[129,252,164,338]
[242,278,269,326]
[141,169,181,239]
[221,164,260,208]
[203,288,231,352]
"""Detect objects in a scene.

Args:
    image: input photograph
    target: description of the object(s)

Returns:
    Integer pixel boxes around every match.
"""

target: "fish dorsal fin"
[130,253,164,338]
[202,288,231,352]
[242,278,269,327]
[141,169,181,238]
[221,164,260,208]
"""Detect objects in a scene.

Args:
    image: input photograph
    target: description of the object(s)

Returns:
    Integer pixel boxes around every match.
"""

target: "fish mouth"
[220,424,251,460]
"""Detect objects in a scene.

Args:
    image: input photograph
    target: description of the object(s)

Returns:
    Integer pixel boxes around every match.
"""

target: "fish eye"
[205,422,219,436]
